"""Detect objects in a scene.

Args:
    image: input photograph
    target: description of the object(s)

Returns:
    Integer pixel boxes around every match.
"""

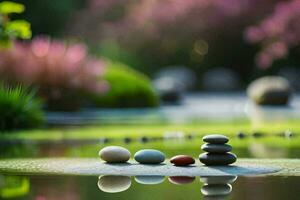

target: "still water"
[1,135,300,200]
[0,174,299,200]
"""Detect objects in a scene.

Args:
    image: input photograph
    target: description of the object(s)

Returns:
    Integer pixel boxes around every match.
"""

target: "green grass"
[0,85,44,131]
[1,119,300,141]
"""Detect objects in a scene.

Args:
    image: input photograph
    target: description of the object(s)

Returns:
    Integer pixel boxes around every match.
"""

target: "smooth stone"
[202,134,229,144]
[99,146,131,163]
[247,76,292,105]
[168,176,195,185]
[134,149,165,164]
[98,175,131,193]
[170,155,195,166]
[199,153,237,166]
[201,184,232,196]
[200,176,237,184]
[201,143,232,153]
[134,176,165,185]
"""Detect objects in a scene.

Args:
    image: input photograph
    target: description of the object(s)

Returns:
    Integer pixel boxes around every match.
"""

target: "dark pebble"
[199,153,237,166]
[186,133,196,140]
[252,132,264,138]
[170,155,195,166]
[123,137,132,144]
[237,131,247,139]
[203,134,229,144]
[99,138,110,144]
[138,136,149,143]
[201,143,232,153]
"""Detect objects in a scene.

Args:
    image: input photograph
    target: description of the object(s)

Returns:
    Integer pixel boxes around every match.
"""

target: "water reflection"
[97,175,131,193]
[97,175,237,196]
[0,175,30,198]
[200,176,237,199]
[168,176,195,185]
[135,175,165,185]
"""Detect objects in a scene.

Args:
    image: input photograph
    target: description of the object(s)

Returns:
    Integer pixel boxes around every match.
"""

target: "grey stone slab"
[1,158,298,176]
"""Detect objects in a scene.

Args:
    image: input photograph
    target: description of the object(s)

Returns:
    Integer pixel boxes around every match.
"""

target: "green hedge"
[90,62,159,108]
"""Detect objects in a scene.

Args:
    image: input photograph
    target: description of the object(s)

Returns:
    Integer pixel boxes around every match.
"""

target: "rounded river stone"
[199,153,237,166]
[134,149,165,164]
[134,176,165,185]
[247,76,291,105]
[170,155,195,166]
[168,176,195,185]
[201,143,232,153]
[202,134,229,144]
[99,146,131,163]
[201,184,232,196]
[200,176,237,184]
[98,175,131,193]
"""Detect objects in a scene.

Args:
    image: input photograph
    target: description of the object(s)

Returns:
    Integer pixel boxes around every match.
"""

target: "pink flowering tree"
[0,37,108,110]
[68,0,282,75]
[245,0,300,69]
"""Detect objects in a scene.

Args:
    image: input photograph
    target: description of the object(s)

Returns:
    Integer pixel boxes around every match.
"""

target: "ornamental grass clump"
[0,37,108,111]
[0,85,44,131]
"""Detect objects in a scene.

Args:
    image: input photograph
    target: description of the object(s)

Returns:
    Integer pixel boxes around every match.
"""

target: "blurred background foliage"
[89,61,159,108]
[7,0,299,85]
[0,1,31,47]
[0,0,300,114]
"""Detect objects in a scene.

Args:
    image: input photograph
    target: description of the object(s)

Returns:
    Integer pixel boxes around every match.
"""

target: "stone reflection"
[134,175,165,185]
[98,175,131,193]
[200,176,237,199]
[168,176,195,185]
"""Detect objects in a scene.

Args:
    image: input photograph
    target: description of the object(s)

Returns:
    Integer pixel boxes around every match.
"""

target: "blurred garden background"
[1,1,300,199]
[1,0,300,155]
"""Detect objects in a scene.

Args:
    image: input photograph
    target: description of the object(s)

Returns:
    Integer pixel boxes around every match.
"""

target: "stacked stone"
[199,134,237,166]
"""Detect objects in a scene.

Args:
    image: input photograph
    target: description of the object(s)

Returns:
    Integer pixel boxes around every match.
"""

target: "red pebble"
[168,176,195,185]
[170,155,195,166]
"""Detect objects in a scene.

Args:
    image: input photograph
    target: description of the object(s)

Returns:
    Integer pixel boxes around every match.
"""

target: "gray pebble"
[203,134,229,144]
[134,149,165,164]
[201,143,232,153]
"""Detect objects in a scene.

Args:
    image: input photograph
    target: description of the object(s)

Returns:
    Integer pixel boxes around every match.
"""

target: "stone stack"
[199,134,237,166]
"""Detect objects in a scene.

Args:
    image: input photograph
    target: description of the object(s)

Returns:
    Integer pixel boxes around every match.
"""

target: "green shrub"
[90,62,159,108]
[0,86,44,131]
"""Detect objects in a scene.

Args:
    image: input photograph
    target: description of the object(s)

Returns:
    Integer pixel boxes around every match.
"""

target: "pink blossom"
[245,0,300,68]
[0,37,107,103]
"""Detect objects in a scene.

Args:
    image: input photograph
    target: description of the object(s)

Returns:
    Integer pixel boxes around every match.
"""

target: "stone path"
[0,158,299,176]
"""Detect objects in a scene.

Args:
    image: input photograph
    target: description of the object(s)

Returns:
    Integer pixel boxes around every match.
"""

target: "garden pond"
[1,132,300,200]
[1,92,300,199]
